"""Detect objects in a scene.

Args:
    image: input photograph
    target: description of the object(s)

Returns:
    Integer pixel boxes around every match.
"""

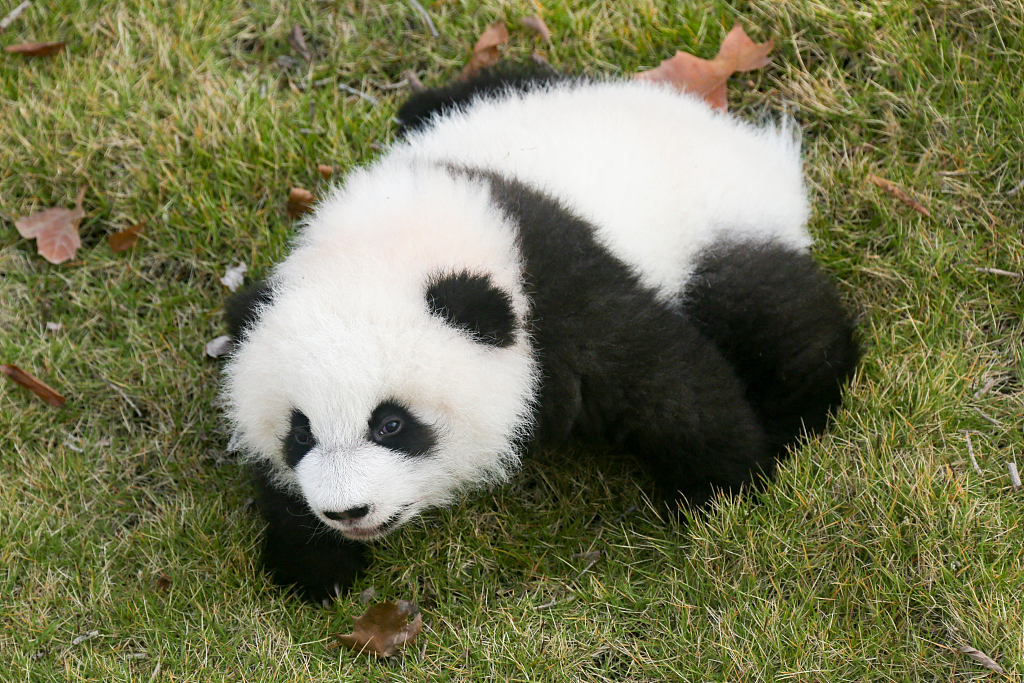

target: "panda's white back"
[391,79,812,298]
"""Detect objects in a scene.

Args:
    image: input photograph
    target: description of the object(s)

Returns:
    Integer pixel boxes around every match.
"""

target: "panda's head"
[223,162,539,540]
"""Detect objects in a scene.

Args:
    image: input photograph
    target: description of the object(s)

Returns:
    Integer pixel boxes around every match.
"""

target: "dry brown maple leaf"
[14,186,86,264]
[333,600,423,659]
[634,24,773,112]
[458,21,509,80]
[5,41,65,56]
[1,364,66,407]
[109,221,145,253]
[286,187,316,219]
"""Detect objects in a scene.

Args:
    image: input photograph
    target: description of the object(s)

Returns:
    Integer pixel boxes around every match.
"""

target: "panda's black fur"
[224,67,859,602]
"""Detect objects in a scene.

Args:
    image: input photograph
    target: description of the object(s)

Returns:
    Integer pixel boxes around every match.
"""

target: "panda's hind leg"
[682,242,859,456]
[394,62,564,135]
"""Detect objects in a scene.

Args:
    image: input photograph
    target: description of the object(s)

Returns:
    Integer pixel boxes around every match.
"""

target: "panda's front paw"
[251,467,370,603]
[262,531,369,604]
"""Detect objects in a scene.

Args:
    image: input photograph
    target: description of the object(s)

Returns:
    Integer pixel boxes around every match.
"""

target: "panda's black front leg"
[251,465,368,603]
[567,312,776,513]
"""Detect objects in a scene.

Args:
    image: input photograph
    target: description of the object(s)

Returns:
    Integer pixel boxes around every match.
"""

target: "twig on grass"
[534,594,576,610]
[972,407,1002,426]
[71,630,100,646]
[1009,462,1021,491]
[974,267,1022,279]
[973,377,998,398]
[405,70,425,93]
[408,0,439,38]
[0,0,30,32]
[961,431,982,475]
[867,174,932,217]
[338,83,378,105]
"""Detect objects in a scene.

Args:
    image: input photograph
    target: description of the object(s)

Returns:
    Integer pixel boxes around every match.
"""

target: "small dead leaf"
[317,164,334,179]
[458,21,508,80]
[204,335,233,359]
[957,644,1005,674]
[359,586,376,604]
[866,174,932,217]
[14,186,85,264]
[333,600,422,659]
[1,364,66,407]
[287,186,316,218]
[5,41,65,56]
[521,15,551,42]
[155,573,172,592]
[220,263,247,292]
[288,25,311,62]
[634,24,773,111]
[108,221,144,253]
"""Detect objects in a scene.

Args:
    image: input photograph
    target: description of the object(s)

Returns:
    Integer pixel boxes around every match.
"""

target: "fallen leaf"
[155,573,172,592]
[634,24,773,111]
[287,186,316,218]
[458,21,508,80]
[204,335,233,359]
[1,364,66,407]
[317,164,334,179]
[14,186,85,264]
[45,322,62,332]
[5,41,65,56]
[358,586,376,604]
[220,262,247,292]
[866,174,932,217]
[333,601,422,659]
[288,25,310,62]
[108,221,144,253]
[957,644,1005,674]
[521,15,550,42]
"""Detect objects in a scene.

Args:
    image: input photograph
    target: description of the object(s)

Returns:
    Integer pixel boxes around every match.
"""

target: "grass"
[1,0,1022,680]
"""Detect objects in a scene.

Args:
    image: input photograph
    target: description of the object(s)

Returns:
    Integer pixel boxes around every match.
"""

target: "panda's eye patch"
[368,401,436,457]
[283,409,316,468]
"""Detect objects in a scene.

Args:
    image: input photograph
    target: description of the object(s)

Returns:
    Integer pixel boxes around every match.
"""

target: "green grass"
[2,0,1022,680]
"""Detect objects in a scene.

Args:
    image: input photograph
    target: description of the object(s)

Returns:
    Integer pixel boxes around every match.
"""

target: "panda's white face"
[223,163,540,539]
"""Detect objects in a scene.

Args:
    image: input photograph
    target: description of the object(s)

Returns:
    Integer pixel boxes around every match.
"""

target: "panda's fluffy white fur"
[223,70,858,601]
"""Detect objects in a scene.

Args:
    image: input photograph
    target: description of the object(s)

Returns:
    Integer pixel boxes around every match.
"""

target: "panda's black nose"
[323,506,370,522]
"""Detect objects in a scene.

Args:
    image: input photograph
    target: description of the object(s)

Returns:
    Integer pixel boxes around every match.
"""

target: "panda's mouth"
[338,506,410,540]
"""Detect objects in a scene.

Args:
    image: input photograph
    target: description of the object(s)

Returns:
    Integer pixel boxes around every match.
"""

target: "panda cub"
[223,69,858,602]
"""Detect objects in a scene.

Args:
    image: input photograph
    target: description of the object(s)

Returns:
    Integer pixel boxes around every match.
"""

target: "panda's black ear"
[224,279,275,340]
[426,271,517,348]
